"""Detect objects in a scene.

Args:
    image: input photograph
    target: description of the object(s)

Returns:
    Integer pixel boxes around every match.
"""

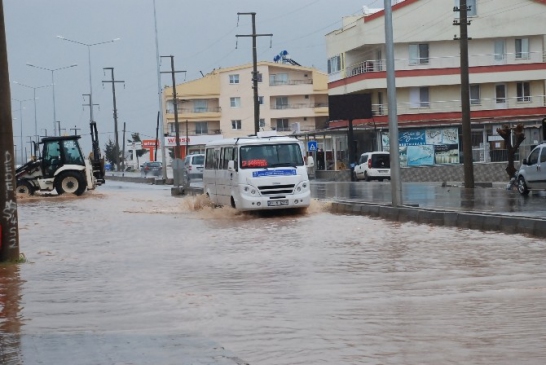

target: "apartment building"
[325,0,546,167]
[162,61,329,157]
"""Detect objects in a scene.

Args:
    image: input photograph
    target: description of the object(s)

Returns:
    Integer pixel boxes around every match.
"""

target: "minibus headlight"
[295,181,310,192]
[242,185,258,196]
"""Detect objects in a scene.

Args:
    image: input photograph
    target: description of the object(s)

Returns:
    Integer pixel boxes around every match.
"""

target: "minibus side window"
[205,148,215,169]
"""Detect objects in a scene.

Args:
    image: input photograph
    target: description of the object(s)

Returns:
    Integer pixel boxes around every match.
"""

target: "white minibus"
[203,134,313,211]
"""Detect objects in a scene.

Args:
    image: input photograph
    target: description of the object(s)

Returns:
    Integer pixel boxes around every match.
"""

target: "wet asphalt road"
[2,180,546,364]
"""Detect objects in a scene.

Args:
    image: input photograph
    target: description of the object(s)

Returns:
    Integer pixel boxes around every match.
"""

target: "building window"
[470,85,481,105]
[258,96,264,105]
[327,55,342,74]
[495,84,506,104]
[494,40,505,62]
[229,74,239,84]
[276,119,290,132]
[269,73,288,86]
[230,97,241,108]
[517,82,531,102]
[193,99,208,113]
[257,72,263,82]
[169,123,176,134]
[515,38,530,59]
[195,122,208,135]
[231,120,242,130]
[275,96,288,109]
[454,0,477,17]
[259,119,265,128]
[410,87,430,108]
[409,44,429,65]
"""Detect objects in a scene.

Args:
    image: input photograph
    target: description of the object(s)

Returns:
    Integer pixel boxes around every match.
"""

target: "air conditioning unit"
[291,122,301,133]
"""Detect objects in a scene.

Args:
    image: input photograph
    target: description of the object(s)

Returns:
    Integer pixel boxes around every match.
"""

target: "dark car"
[141,161,163,177]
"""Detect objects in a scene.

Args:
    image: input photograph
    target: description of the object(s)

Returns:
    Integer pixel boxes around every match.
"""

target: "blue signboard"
[252,169,297,178]
[307,141,318,152]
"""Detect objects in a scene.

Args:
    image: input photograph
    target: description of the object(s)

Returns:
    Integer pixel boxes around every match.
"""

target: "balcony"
[331,51,546,82]
[271,102,328,110]
[269,79,313,86]
[165,106,222,121]
[371,94,546,116]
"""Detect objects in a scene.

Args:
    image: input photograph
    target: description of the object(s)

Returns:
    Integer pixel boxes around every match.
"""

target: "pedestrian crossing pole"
[0,0,21,262]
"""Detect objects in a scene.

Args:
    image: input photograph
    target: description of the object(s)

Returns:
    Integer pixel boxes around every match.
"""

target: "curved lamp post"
[57,35,120,125]
[26,63,77,136]
[13,81,51,141]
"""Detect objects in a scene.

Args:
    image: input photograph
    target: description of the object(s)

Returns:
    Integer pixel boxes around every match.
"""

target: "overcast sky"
[5,0,380,154]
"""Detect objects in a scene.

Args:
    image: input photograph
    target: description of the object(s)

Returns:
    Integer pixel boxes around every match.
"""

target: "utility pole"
[160,55,186,160]
[102,67,124,171]
[236,12,272,135]
[0,0,20,262]
[454,0,474,188]
[82,93,99,127]
[70,125,81,136]
[121,122,126,174]
[160,55,186,188]
[384,0,402,206]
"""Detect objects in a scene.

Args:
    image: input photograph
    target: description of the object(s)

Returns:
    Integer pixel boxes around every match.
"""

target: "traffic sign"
[307,141,318,152]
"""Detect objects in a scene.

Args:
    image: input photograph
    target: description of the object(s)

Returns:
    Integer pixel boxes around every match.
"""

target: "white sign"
[164,134,223,147]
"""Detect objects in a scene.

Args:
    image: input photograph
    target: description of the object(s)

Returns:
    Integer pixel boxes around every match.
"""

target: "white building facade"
[326,0,546,165]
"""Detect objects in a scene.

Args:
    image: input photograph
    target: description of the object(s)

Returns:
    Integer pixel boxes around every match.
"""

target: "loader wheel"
[16,180,35,197]
[55,171,87,196]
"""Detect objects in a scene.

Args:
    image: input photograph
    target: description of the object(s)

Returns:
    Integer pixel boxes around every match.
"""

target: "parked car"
[184,154,205,182]
[353,151,390,181]
[516,143,546,195]
[140,161,163,177]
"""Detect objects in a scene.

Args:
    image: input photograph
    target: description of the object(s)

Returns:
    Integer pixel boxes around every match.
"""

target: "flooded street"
[2,181,546,364]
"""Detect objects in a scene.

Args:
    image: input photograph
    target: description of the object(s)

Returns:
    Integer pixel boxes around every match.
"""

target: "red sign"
[142,139,160,148]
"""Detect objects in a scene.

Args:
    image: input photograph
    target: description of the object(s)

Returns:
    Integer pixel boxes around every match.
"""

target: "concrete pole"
[459,0,474,188]
[0,0,20,261]
[384,0,403,206]
[153,0,167,179]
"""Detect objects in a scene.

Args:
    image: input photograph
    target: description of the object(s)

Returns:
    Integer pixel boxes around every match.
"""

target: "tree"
[496,123,525,179]
[104,138,120,167]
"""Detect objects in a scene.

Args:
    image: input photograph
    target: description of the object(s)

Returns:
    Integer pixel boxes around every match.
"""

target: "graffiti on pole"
[2,151,18,249]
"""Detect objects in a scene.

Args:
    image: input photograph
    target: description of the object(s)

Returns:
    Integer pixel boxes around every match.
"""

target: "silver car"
[184,154,205,182]
[516,143,546,195]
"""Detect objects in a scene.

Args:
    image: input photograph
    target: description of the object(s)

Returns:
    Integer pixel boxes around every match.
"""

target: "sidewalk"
[329,182,546,239]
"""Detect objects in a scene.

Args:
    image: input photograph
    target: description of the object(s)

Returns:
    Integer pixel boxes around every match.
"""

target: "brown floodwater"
[1,181,546,364]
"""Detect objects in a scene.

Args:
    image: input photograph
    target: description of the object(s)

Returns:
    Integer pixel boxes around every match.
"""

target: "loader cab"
[41,136,86,178]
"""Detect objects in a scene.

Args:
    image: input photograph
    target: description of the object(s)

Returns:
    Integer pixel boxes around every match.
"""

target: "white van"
[353,151,390,181]
[516,142,546,195]
[203,135,312,211]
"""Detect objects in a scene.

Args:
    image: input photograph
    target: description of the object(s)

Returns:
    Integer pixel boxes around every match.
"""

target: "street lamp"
[12,98,32,164]
[13,81,51,140]
[57,35,120,126]
[26,63,78,136]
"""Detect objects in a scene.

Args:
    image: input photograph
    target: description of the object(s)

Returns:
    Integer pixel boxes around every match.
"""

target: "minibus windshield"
[240,143,304,169]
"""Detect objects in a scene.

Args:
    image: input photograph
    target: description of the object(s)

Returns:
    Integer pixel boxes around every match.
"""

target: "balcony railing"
[269,79,313,86]
[371,94,546,116]
[166,107,221,114]
[271,103,328,110]
[337,50,545,81]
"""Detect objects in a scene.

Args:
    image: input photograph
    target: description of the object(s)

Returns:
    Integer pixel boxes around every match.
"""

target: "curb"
[331,201,546,239]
